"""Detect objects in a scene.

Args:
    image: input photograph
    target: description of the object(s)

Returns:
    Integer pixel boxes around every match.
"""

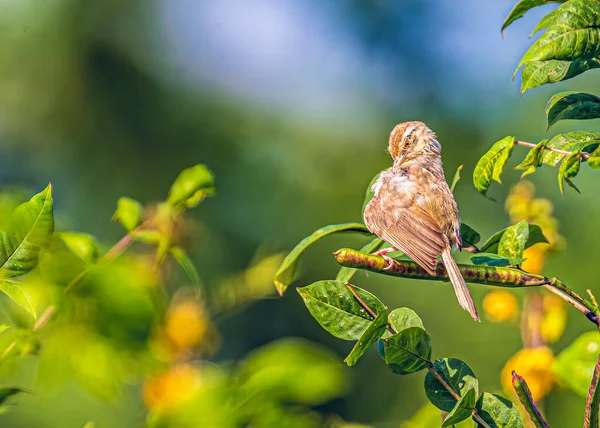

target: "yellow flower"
[521,245,547,275]
[143,364,202,411]
[501,347,555,401]
[483,290,519,322]
[164,300,209,354]
[541,295,567,344]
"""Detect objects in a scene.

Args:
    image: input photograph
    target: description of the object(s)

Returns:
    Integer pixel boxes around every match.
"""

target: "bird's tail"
[441,248,480,321]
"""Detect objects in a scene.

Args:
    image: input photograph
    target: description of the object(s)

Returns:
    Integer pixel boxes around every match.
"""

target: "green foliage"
[515,140,546,177]
[475,393,524,427]
[479,223,548,254]
[521,59,600,94]
[542,132,600,166]
[0,184,53,278]
[442,387,477,427]
[460,223,481,248]
[112,197,143,231]
[498,220,529,259]
[558,152,582,195]
[501,0,566,34]
[382,326,431,375]
[450,164,464,193]
[471,253,527,267]
[424,358,479,412]
[167,164,215,208]
[473,136,515,200]
[554,331,600,397]
[297,280,385,340]
[546,92,600,129]
[344,311,387,366]
[512,372,550,428]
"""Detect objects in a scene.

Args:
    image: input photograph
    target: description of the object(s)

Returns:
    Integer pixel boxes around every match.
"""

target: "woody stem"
[515,140,590,160]
[333,248,600,326]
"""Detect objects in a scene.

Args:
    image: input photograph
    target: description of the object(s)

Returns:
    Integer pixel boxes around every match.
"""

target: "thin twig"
[516,140,591,160]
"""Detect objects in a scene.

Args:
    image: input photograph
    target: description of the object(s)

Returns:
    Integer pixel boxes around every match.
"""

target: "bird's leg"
[372,247,400,271]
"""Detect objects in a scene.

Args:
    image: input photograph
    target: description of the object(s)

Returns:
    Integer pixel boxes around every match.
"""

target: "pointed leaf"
[547,92,600,129]
[542,132,600,166]
[515,140,546,178]
[517,1,600,68]
[558,152,582,195]
[521,59,600,94]
[480,224,548,254]
[170,246,202,290]
[442,387,477,427]
[0,185,54,278]
[0,388,25,405]
[167,164,215,208]
[589,145,600,169]
[473,137,515,200]
[460,223,481,248]
[553,331,600,397]
[297,280,385,340]
[512,371,551,428]
[450,164,463,193]
[471,253,527,267]
[585,354,600,428]
[474,392,524,427]
[336,237,384,283]
[0,280,38,319]
[56,232,99,264]
[502,0,565,34]
[530,7,562,36]
[498,220,529,259]
[112,197,143,232]
[424,358,479,412]
[275,223,371,295]
[382,326,431,375]
[388,307,424,331]
[345,311,387,366]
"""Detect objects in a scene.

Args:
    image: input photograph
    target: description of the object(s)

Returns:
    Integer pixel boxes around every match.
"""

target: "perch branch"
[516,140,591,160]
[333,248,600,325]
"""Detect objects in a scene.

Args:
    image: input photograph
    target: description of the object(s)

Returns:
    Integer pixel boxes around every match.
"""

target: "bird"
[363,121,479,321]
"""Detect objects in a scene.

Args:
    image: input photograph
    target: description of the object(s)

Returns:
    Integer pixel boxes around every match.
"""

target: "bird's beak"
[393,155,404,172]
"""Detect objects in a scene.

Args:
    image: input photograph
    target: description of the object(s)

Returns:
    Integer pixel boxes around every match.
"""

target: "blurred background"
[0,0,599,427]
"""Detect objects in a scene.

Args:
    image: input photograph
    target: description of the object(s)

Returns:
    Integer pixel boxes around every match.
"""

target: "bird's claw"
[382,254,396,271]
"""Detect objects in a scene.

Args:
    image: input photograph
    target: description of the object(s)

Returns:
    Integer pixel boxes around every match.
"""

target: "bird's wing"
[365,201,447,275]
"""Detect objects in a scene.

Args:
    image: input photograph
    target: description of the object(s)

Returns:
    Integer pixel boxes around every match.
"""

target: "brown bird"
[363,121,479,321]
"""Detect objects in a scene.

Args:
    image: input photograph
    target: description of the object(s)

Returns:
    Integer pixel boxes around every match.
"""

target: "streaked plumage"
[364,121,479,321]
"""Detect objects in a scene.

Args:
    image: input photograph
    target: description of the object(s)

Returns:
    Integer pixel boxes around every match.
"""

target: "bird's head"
[388,121,441,170]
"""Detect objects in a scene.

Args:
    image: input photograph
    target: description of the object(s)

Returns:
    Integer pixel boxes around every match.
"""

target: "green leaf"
[558,152,582,195]
[0,387,25,405]
[498,220,529,259]
[473,136,515,200]
[336,237,384,283]
[480,224,548,254]
[530,7,562,36]
[475,392,524,427]
[547,92,600,129]
[167,164,215,208]
[460,223,480,249]
[297,280,386,340]
[130,230,161,244]
[382,327,431,375]
[442,387,477,427]
[585,355,600,428]
[553,331,600,397]
[344,311,387,366]
[56,232,99,264]
[502,0,565,34]
[0,280,38,319]
[512,371,550,428]
[388,307,424,331]
[521,59,600,94]
[424,358,479,412]
[471,253,527,267]
[589,145,600,169]
[517,1,600,68]
[275,223,372,295]
[0,184,54,278]
[362,169,386,216]
[170,246,202,291]
[0,325,10,336]
[450,164,463,193]
[542,132,600,166]
[237,338,345,406]
[112,197,143,232]
[514,140,546,178]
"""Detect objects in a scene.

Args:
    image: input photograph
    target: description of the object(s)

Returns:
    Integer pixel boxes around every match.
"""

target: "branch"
[333,248,600,325]
[516,140,590,160]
